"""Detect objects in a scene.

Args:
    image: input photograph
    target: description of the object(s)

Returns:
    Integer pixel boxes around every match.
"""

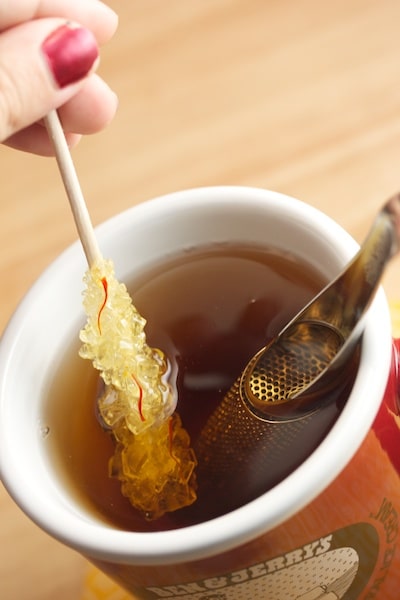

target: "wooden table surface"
[2,1,400,598]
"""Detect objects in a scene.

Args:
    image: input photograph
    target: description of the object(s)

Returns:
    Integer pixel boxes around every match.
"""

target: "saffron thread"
[132,374,145,421]
[97,277,108,334]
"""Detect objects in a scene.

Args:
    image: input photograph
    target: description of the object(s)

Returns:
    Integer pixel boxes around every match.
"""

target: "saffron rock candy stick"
[79,258,197,520]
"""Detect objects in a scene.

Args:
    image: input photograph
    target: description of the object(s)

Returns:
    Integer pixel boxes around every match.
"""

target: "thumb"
[0,19,99,143]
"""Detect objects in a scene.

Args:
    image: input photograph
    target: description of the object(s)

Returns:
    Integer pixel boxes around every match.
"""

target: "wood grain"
[2,1,400,597]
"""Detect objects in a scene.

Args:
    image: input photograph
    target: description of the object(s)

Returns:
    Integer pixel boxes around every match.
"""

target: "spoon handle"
[382,192,400,255]
[292,192,400,339]
[337,195,396,327]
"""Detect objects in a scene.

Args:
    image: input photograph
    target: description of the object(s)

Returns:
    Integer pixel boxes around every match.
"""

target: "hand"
[0,0,118,155]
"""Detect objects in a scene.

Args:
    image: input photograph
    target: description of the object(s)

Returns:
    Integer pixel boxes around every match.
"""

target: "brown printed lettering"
[248,563,268,578]
[203,577,228,590]
[284,548,304,566]
[230,569,249,584]
[315,535,333,556]
[264,555,286,573]
[302,541,321,560]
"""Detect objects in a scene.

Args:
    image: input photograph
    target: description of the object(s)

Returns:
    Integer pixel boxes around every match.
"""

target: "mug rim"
[0,186,392,565]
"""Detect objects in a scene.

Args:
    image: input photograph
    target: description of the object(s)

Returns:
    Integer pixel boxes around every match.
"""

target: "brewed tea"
[45,242,356,531]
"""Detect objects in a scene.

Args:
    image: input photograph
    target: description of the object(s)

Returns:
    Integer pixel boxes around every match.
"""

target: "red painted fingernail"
[41,24,99,89]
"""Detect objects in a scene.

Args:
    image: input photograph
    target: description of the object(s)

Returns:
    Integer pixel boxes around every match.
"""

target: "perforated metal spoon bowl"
[240,193,400,421]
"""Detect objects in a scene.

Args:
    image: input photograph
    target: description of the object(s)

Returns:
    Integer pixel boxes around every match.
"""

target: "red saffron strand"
[132,374,145,422]
[97,277,108,334]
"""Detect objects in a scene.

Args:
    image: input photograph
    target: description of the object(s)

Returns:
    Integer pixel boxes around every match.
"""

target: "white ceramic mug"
[1,186,399,600]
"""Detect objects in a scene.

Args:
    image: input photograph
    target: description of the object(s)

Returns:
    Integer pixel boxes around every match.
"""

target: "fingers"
[0,0,118,44]
[0,16,118,151]
[4,74,118,155]
[2,122,82,155]
[0,2,118,154]
[0,19,96,143]
[57,74,118,135]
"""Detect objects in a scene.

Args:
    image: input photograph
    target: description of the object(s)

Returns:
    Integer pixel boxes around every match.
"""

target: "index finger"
[0,0,118,43]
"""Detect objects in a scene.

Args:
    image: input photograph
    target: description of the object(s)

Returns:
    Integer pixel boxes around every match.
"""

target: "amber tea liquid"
[45,243,356,531]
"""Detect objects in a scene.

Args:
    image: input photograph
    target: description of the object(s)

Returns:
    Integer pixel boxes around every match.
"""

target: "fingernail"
[41,24,99,89]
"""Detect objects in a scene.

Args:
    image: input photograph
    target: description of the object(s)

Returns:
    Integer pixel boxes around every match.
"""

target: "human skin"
[0,0,118,155]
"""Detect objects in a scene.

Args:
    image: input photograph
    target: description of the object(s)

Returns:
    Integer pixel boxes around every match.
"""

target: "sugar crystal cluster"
[110,412,197,520]
[79,258,197,518]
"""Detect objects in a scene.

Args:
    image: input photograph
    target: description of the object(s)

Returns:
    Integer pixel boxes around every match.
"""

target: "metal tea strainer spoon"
[240,192,400,422]
[189,193,400,521]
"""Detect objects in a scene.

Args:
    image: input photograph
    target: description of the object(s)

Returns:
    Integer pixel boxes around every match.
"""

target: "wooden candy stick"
[44,110,198,519]
[44,110,102,267]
